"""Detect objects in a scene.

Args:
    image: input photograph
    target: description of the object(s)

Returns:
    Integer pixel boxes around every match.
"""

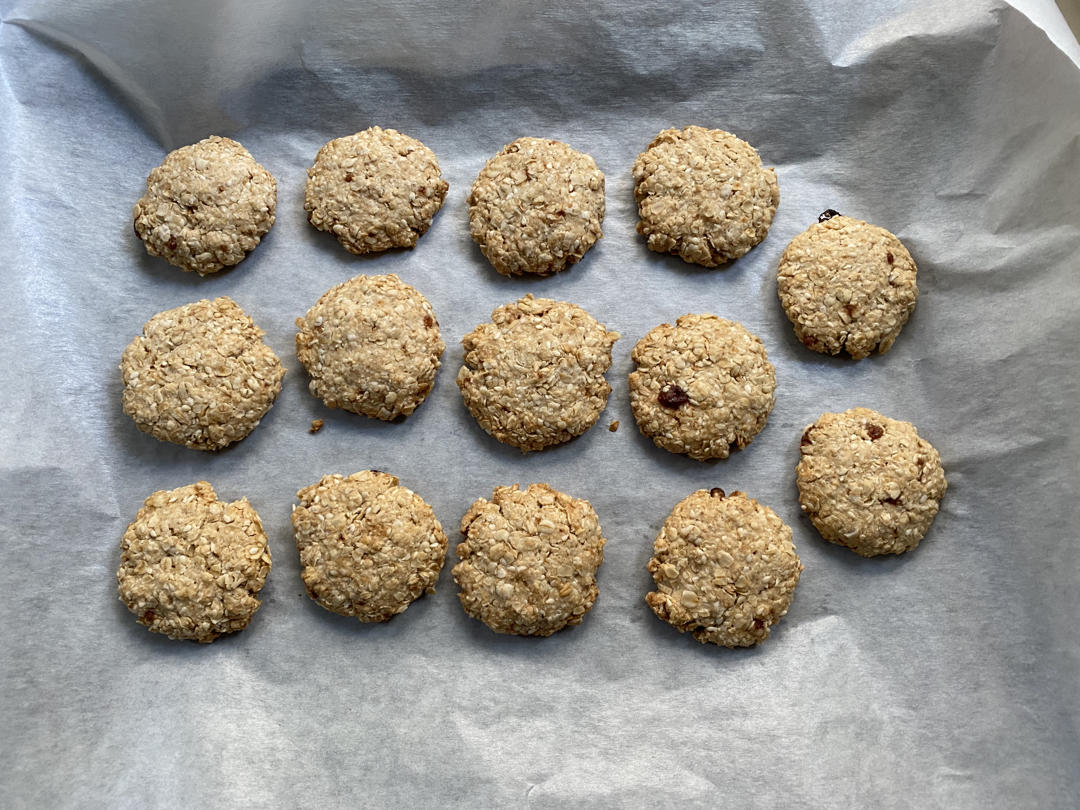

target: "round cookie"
[629,314,776,461]
[291,471,449,622]
[133,136,277,275]
[121,297,285,450]
[646,488,802,648]
[295,274,444,420]
[633,126,779,267]
[453,483,606,636]
[305,127,448,255]
[777,212,918,359]
[117,481,272,642]
[796,407,946,556]
[468,137,605,276]
[457,295,619,451]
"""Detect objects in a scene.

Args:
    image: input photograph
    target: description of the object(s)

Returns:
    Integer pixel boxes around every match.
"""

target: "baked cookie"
[457,295,619,451]
[121,297,285,450]
[633,126,778,267]
[629,314,776,461]
[305,127,448,254]
[117,481,272,642]
[468,137,605,276]
[133,136,276,275]
[454,483,606,636]
[291,471,449,622]
[647,488,802,647]
[295,274,444,420]
[796,407,946,556]
[777,211,918,359]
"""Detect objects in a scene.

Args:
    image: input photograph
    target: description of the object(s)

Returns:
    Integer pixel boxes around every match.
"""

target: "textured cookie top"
[305,127,448,255]
[646,489,802,648]
[133,136,277,275]
[291,471,449,622]
[797,408,946,557]
[633,126,779,267]
[121,297,285,450]
[777,213,918,359]
[453,483,606,636]
[629,314,776,461]
[295,274,444,421]
[457,295,619,451]
[468,137,605,276]
[117,481,272,642]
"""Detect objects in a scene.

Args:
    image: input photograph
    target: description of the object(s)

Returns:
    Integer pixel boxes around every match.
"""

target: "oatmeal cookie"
[457,295,619,451]
[468,137,605,276]
[777,211,918,359]
[796,408,946,556]
[454,483,606,636]
[647,488,802,647]
[291,471,449,622]
[133,136,276,275]
[117,481,272,642]
[295,274,444,420]
[633,126,778,267]
[629,314,776,460]
[305,127,448,254]
[120,297,285,450]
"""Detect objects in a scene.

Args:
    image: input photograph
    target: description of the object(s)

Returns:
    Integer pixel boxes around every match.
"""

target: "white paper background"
[1,1,1078,807]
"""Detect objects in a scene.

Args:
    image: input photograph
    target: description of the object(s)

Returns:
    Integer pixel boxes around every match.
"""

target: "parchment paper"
[1,1,1078,807]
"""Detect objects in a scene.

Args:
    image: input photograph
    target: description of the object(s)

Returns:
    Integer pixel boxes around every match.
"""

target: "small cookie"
[468,137,605,276]
[133,136,276,275]
[457,295,619,451]
[629,314,776,461]
[121,297,285,450]
[296,274,444,420]
[647,488,802,648]
[305,127,448,254]
[291,471,449,622]
[777,212,918,359]
[796,408,946,556]
[454,483,606,636]
[117,482,272,642]
[633,126,778,267]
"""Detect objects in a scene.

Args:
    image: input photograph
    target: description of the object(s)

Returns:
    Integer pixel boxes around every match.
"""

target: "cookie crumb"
[309,419,324,434]
[608,420,619,432]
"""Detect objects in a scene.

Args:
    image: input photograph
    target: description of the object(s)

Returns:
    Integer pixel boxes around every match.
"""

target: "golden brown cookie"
[633,126,778,267]
[117,482,272,642]
[295,274,444,420]
[647,488,802,647]
[454,483,606,636]
[796,408,946,556]
[120,297,285,450]
[468,137,605,276]
[305,127,448,254]
[777,212,918,359]
[133,136,277,275]
[291,471,449,622]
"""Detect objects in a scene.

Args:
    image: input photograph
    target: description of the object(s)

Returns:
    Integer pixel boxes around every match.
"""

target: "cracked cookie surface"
[296,274,444,420]
[117,481,272,642]
[305,127,448,255]
[468,137,605,276]
[777,214,918,359]
[457,295,619,451]
[133,136,277,275]
[796,407,946,556]
[633,126,778,267]
[291,471,448,622]
[629,314,776,461]
[647,489,802,647]
[454,483,606,636]
[121,297,284,450]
